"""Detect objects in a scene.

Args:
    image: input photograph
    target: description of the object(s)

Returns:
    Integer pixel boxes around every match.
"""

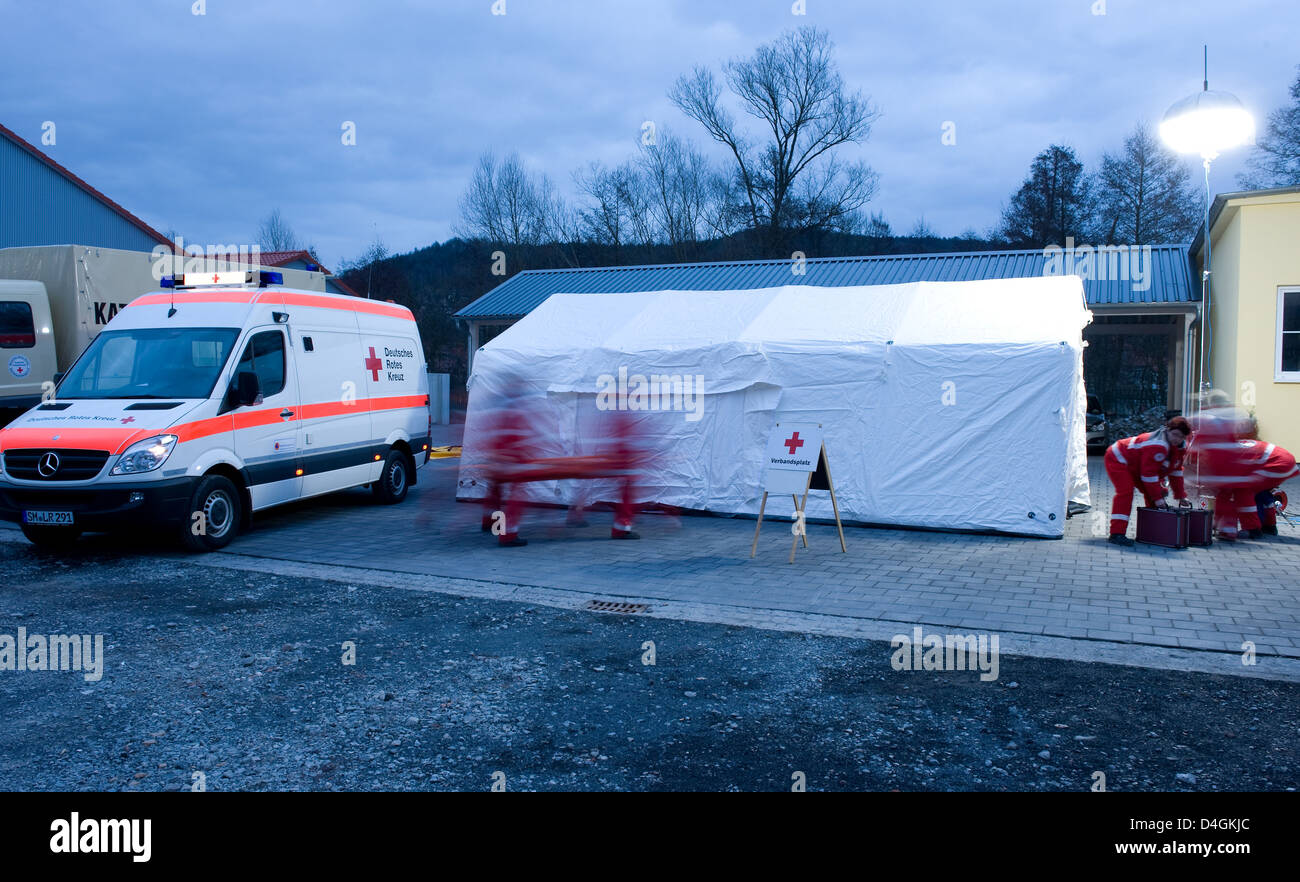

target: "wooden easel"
[751,441,847,563]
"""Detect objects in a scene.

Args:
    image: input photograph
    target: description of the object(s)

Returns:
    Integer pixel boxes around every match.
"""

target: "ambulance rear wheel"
[181,475,241,552]
[373,449,409,505]
[20,523,82,549]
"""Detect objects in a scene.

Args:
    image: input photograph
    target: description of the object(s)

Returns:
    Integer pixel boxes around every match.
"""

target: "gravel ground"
[0,538,1296,792]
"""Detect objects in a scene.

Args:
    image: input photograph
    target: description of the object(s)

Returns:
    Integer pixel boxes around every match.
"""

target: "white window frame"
[1278,286,1300,383]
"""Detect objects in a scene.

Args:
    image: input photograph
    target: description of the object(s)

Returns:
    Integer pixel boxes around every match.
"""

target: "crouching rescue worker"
[1105,416,1192,547]
[1214,439,1299,540]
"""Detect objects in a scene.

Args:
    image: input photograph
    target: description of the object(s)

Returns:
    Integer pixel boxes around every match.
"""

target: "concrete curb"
[197,550,1300,684]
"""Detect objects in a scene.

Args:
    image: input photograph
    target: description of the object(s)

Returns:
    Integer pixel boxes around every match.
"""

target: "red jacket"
[1109,430,1187,499]
[1232,441,1298,485]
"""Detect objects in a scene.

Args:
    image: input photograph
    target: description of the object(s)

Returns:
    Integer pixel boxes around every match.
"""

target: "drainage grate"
[584,600,649,614]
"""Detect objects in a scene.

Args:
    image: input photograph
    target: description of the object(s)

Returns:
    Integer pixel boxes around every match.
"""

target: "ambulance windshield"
[59,327,241,399]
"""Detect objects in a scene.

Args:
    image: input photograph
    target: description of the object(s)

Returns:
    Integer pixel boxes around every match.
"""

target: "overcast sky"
[2,0,1296,268]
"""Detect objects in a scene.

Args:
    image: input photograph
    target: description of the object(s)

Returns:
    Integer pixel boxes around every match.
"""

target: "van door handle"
[280,409,295,419]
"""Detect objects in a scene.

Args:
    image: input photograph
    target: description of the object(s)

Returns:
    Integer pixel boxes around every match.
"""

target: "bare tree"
[457,151,547,246]
[574,161,633,247]
[256,208,302,252]
[908,216,937,239]
[635,131,717,258]
[1092,123,1200,244]
[1239,65,1300,188]
[669,26,880,253]
[458,151,581,265]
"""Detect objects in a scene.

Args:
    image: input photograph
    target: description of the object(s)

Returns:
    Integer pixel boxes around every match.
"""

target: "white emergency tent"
[458,276,1092,538]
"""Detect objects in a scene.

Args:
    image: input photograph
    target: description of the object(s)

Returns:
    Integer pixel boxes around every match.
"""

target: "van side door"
[294,310,377,496]
[228,326,302,509]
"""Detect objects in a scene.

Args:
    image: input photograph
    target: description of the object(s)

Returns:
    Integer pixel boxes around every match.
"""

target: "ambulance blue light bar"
[180,271,252,287]
[159,276,176,288]
[259,271,283,287]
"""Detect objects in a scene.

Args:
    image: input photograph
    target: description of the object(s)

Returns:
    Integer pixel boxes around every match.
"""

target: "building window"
[1279,287,1300,382]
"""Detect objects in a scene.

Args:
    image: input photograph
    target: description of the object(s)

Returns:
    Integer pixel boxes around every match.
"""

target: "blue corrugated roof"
[454,245,1196,320]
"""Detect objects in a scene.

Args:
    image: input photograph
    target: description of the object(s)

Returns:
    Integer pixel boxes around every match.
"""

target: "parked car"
[1086,394,1107,453]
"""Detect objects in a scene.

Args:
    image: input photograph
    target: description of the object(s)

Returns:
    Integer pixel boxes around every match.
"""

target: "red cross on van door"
[364,346,383,381]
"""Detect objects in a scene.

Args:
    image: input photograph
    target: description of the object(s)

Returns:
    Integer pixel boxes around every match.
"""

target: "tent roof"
[480,276,1090,360]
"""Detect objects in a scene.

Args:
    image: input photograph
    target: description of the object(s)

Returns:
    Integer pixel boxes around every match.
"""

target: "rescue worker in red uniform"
[477,376,542,548]
[1209,440,1299,540]
[1105,416,1192,546]
[1184,389,1256,528]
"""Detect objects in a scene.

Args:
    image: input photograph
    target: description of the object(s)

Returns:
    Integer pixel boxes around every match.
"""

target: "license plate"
[22,510,74,526]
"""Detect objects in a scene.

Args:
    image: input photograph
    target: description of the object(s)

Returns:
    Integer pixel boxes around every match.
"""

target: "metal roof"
[1189,185,1300,260]
[454,245,1197,321]
[0,121,172,251]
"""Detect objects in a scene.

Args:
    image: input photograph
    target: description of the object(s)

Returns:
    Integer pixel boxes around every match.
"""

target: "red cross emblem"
[120,416,136,424]
[212,273,220,283]
[364,346,383,382]
[783,432,805,455]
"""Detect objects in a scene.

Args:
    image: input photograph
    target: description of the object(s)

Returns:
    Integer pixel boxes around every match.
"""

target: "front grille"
[3,448,111,481]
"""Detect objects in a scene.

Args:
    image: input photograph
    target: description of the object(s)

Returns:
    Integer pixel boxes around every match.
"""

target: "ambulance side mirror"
[233,371,261,408]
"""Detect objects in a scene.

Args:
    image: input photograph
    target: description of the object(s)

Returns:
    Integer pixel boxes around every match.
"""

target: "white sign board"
[763,422,823,493]
[751,420,847,561]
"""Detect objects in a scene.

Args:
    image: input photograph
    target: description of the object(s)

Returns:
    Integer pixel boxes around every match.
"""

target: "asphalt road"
[0,537,1296,791]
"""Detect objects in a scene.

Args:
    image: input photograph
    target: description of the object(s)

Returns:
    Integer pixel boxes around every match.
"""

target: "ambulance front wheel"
[373,449,410,505]
[182,475,242,552]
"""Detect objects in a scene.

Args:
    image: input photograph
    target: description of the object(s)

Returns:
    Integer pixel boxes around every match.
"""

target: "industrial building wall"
[0,135,164,252]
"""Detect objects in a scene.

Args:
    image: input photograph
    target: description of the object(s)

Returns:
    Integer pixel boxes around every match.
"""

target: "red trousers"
[1105,448,1163,535]
[1214,482,1276,534]
[482,480,525,543]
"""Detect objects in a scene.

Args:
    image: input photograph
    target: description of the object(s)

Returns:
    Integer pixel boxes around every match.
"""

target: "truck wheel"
[20,523,82,549]
[372,449,409,504]
[181,475,241,552]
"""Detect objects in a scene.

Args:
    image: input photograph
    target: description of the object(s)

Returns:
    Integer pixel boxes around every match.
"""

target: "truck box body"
[0,245,336,410]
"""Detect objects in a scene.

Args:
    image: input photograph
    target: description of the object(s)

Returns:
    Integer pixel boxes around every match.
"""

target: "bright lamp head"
[1159,89,1255,159]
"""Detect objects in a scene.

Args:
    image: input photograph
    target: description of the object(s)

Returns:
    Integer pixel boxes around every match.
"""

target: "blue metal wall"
[0,134,165,252]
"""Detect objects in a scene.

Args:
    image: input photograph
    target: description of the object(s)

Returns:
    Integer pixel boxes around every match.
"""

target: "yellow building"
[1194,186,1300,452]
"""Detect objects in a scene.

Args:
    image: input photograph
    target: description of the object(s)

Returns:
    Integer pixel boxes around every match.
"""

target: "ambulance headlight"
[111,434,178,475]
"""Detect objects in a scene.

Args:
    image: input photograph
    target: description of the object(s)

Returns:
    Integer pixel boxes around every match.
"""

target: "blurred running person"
[1211,439,1298,541]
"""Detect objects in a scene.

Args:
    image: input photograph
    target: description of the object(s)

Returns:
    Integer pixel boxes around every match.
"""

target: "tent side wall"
[458,279,1090,538]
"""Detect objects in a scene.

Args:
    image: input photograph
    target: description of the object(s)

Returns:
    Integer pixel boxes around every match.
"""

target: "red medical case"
[1184,509,1213,546]
[1135,507,1213,548]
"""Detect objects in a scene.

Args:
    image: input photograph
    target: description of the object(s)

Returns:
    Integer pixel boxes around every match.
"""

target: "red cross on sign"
[783,431,805,455]
[364,346,383,381]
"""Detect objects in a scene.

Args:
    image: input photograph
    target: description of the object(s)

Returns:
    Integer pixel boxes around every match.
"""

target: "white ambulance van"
[0,271,432,551]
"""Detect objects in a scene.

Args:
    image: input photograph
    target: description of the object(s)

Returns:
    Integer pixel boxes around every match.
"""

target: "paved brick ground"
[209,425,1300,662]
[5,423,1297,666]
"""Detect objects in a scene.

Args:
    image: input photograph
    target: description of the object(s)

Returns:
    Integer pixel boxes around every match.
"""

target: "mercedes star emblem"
[37,451,60,477]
